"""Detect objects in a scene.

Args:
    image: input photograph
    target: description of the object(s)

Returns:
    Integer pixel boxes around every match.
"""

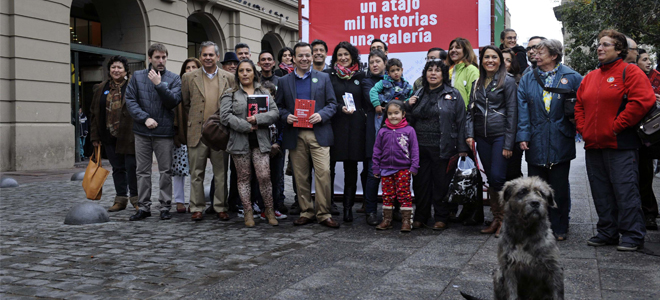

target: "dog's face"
[501,177,555,222]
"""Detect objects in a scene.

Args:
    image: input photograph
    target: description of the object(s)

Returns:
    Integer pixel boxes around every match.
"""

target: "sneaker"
[617,243,641,252]
[259,211,288,220]
[253,203,262,214]
[587,236,617,247]
[238,208,245,218]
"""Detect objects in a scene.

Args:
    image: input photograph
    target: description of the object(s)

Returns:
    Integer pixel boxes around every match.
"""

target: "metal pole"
[73,51,81,163]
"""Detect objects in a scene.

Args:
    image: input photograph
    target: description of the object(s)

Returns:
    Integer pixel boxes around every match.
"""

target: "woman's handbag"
[82,145,110,200]
[201,109,230,151]
[444,156,480,205]
[637,105,660,146]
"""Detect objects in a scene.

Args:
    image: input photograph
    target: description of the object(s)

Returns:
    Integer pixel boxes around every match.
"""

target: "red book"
[294,99,315,128]
[650,69,660,95]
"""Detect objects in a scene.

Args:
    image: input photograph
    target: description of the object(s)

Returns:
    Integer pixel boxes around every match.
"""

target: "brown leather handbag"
[82,145,110,200]
[201,109,230,151]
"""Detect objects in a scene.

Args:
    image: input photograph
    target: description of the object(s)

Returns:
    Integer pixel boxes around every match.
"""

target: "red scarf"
[278,63,294,74]
[334,63,359,80]
[385,117,408,129]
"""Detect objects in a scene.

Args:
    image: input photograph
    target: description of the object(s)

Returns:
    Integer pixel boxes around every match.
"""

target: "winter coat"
[450,62,480,108]
[220,82,279,155]
[575,59,656,150]
[89,79,135,155]
[125,66,182,137]
[409,84,470,159]
[369,75,413,107]
[324,69,367,161]
[466,73,518,151]
[372,123,420,175]
[511,45,529,75]
[361,73,384,158]
[517,64,583,167]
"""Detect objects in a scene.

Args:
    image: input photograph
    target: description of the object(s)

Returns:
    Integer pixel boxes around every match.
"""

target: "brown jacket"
[182,67,237,147]
[89,79,135,155]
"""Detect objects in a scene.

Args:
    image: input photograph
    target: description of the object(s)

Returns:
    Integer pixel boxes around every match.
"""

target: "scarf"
[539,63,561,112]
[278,62,294,74]
[385,117,408,129]
[334,63,359,80]
[106,79,126,137]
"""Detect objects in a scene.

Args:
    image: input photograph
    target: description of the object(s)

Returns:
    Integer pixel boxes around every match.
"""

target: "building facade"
[0,0,299,171]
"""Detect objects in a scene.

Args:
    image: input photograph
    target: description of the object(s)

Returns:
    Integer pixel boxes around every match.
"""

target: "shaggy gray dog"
[493,177,564,300]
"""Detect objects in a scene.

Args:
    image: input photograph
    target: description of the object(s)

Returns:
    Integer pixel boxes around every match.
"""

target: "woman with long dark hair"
[465,46,518,237]
[408,60,469,230]
[274,47,294,77]
[89,56,138,212]
[220,60,280,227]
[324,41,367,222]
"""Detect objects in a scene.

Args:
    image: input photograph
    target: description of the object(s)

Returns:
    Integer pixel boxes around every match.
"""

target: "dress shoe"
[320,218,340,228]
[293,216,313,226]
[412,221,426,229]
[433,221,448,230]
[217,212,230,221]
[160,211,172,220]
[191,212,203,221]
[129,210,151,221]
[176,203,186,213]
[330,203,340,216]
[366,213,379,226]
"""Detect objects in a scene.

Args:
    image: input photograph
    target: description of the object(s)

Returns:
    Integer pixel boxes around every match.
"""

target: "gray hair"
[537,39,563,63]
[199,41,220,57]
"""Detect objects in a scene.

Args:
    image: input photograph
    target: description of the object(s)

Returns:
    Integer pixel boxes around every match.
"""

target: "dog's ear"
[501,181,515,203]
[542,186,556,208]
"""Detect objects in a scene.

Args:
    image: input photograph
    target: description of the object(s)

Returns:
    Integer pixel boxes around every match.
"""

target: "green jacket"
[451,62,479,108]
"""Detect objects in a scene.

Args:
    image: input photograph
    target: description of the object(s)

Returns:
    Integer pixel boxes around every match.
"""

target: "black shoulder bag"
[619,66,660,146]
[533,69,577,119]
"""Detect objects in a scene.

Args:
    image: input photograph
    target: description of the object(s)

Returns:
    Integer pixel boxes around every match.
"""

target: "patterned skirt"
[172,145,189,177]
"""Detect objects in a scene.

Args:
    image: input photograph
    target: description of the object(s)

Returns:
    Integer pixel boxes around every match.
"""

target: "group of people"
[86,28,659,251]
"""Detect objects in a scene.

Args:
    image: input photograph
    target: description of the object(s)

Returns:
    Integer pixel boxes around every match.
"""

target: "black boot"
[343,187,355,222]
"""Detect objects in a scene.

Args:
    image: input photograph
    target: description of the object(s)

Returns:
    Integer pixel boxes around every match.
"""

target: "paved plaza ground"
[1,143,659,299]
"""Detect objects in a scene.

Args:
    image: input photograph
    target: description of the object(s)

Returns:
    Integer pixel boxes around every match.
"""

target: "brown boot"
[128,196,139,210]
[400,209,412,232]
[481,189,503,236]
[265,207,278,226]
[108,196,128,212]
[244,210,255,227]
[376,208,393,230]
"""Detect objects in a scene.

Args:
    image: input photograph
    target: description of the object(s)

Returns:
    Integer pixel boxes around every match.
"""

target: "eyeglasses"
[629,47,638,51]
[505,36,517,40]
[597,42,614,48]
[526,45,538,52]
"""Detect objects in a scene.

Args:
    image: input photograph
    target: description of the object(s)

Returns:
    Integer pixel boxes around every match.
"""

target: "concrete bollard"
[71,171,86,181]
[0,177,19,188]
[64,202,110,225]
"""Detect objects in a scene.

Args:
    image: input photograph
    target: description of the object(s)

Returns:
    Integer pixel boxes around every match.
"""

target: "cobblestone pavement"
[1,144,659,299]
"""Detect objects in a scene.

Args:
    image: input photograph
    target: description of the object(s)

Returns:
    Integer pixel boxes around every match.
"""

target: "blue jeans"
[475,136,508,192]
[363,160,380,214]
[374,113,383,133]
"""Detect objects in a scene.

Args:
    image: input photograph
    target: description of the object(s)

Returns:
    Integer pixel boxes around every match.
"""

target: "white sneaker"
[275,210,287,220]
[238,209,244,218]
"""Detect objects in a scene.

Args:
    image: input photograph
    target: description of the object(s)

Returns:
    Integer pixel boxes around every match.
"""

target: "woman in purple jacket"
[372,100,420,232]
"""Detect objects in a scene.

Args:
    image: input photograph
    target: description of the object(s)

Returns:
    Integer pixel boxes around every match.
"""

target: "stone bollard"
[71,171,85,181]
[64,202,110,225]
[0,177,19,188]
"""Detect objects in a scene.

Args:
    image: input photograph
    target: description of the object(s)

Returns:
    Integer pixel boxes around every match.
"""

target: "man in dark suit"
[275,42,339,228]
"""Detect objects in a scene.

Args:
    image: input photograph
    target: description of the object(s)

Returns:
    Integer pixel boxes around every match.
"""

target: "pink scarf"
[278,62,294,74]
[385,117,408,129]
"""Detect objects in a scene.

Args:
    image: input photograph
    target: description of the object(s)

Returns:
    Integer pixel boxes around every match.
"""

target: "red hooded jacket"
[575,59,655,150]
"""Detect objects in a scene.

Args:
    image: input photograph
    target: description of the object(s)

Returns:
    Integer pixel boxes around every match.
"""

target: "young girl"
[372,100,420,232]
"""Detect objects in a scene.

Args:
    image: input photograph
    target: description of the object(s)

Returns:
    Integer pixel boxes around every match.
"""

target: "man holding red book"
[275,42,340,228]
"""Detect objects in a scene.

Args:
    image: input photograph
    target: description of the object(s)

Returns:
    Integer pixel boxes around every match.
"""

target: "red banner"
[309,0,479,55]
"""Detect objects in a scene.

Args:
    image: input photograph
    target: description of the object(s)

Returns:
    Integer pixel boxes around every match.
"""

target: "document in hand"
[294,99,315,128]
[247,95,270,117]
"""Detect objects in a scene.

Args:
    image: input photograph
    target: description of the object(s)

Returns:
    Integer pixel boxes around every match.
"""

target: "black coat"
[361,73,384,158]
[325,69,367,161]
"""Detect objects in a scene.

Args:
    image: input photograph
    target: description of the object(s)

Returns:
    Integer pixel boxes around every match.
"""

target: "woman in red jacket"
[575,29,656,252]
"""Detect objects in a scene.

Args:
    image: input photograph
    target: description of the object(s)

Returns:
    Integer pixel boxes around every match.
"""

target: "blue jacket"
[275,69,337,149]
[125,66,182,137]
[369,75,413,107]
[516,64,583,167]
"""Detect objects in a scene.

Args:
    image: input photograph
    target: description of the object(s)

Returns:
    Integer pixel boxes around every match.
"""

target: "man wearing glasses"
[624,36,638,64]
[522,36,547,75]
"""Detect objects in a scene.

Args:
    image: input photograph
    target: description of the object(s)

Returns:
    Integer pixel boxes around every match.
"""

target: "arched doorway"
[187,12,226,60]
[69,0,148,161]
[261,32,286,63]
